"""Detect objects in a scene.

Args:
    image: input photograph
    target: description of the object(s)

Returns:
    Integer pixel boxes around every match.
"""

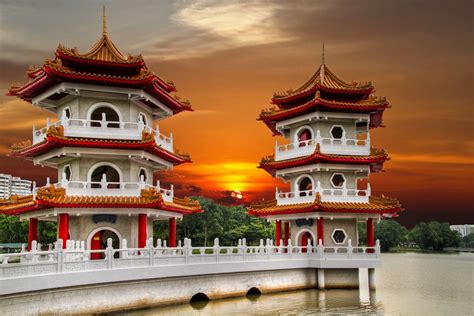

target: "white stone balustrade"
[275,130,370,161]
[45,176,174,201]
[32,114,173,152]
[276,182,371,205]
[0,238,381,282]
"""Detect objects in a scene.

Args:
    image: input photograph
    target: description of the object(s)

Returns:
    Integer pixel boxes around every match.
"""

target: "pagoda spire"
[320,43,325,84]
[102,6,107,35]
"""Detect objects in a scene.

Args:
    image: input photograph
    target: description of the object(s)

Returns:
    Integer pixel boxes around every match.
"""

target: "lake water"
[127,253,473,315]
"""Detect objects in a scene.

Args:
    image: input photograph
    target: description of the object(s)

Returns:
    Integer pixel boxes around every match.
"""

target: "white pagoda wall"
[287,120,360,142]
[57,95,154,124]
[57,159,154,185]
[69,214,154,249]
[289,218,358,247]
[285,170,366,192]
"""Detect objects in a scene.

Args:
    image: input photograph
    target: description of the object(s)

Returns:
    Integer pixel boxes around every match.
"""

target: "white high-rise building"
[450,225,474,238]
[0,174,32,199]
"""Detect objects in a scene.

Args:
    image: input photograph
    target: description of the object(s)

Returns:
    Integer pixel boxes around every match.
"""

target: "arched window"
[63,107,71,119]
[138,168,147,182]
[90,164,121,188]
[63,165,72,181]
[90,106,120,128]
[297,176,313,197]
[297,128,312,147]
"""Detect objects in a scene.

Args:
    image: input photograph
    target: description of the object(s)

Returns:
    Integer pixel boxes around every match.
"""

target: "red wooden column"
[169,217,177,247]
[367,218,375,252]
[275,220,282,246]
[58,213,69,248]
[28,218,38,251]
[317,218,324,245]
[138,214,147,248]
[284,222,290,246]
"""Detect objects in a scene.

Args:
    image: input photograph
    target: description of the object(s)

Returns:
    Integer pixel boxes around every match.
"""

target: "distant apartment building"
[450,225,474,238]
[0,174,32,199]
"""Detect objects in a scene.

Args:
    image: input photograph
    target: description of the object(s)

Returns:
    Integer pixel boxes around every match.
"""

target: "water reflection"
[125,253,473,315]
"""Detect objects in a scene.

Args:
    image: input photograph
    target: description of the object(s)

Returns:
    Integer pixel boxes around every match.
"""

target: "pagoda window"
[297,175,313,196]
[296,126,313,147]
[63,107,71,119]
[331,229,347,244]
[138,168,147,183]
[138,113,147,126]
[63,165,72,181]
[330,173,345,188]
[90,105,121,128]
[89,163,121,189]
[330,125,344,139]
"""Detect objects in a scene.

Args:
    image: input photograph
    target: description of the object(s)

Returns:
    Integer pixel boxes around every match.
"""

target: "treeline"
[358,220,466,251]
[0,197,471,252]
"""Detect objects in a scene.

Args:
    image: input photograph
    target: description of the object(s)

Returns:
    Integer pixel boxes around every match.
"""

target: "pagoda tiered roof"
[10,126,191,165]
[259,144,389,175]
[0,186,202,216]
[272,65,374,105]
[248,193,401,218]
[259,63,389,135]
[8,23,190,114]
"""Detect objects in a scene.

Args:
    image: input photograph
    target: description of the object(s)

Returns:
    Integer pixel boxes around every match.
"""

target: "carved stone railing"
[0,238,381,281]
[32,115,173,152]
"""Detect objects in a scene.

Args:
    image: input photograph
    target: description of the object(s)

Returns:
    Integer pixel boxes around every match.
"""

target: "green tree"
[0,215,28,243]
[409,221,461,251]
[461,233,474,248]
[374,220,408,251]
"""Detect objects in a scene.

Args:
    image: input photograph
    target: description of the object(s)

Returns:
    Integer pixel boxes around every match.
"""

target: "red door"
[301,232,312,253]
[90,231,103,260]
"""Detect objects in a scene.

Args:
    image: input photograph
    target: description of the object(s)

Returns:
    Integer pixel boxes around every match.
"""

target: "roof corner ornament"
[102,5,107,35]
[320,43,326,84]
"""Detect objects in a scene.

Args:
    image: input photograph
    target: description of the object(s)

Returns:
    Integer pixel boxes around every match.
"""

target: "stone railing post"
[147,238,154,266]
[237,239,242,255]
[258,239,265,254]
[287,238,293,256]
[317,239,324,259]
[242,238,247,261]
[56,239,64,273]
[213,238,220,263]
[106,238,113,270]
[184,238,191,264]
[265,238,271,257]
[307,239,313,254]
[348,239,353,259]
[121,239,128,258]
[376,239,381,258]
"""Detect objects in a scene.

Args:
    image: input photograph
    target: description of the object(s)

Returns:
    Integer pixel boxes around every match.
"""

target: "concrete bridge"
[0,237,380,314]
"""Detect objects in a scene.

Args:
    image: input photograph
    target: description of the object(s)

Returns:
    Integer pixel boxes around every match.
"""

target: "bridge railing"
[0,238,380,280]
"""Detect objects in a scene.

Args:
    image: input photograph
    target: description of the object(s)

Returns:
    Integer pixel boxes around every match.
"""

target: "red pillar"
[138,214,147,248]
[58,213,69,248]
[28,218,38,251]
[367,218,375,252]
[169,217,177,247]
[275,220,282,246]
[317,218,324,245]
[284,222,290,246]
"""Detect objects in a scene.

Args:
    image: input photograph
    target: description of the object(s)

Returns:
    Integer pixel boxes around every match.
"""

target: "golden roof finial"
[102,5,107,35]
[320,43,326,83]
[322,43,325,65]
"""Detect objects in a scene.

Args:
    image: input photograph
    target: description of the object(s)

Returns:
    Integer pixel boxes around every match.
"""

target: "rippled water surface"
[126,253,473,315]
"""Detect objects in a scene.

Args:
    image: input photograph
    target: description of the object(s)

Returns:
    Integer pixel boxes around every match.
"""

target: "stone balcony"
[33,115,173,152]
[275,131,370,161]
[36,177,174,202]
[276,183,371,205]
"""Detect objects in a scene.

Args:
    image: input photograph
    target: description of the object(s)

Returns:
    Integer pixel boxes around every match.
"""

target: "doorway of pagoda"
[89,228,121,260]
[300,232,314,253]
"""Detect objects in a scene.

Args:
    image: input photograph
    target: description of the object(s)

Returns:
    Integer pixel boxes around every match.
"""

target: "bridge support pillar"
[169,217,176,247]
[318,269,325,290]
[368,268,376,290]
[138,214,147,248]
[28,218,38,251]
[58,214,69,248]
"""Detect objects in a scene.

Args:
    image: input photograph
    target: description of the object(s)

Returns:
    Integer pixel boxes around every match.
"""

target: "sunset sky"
[0,0,472,226]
